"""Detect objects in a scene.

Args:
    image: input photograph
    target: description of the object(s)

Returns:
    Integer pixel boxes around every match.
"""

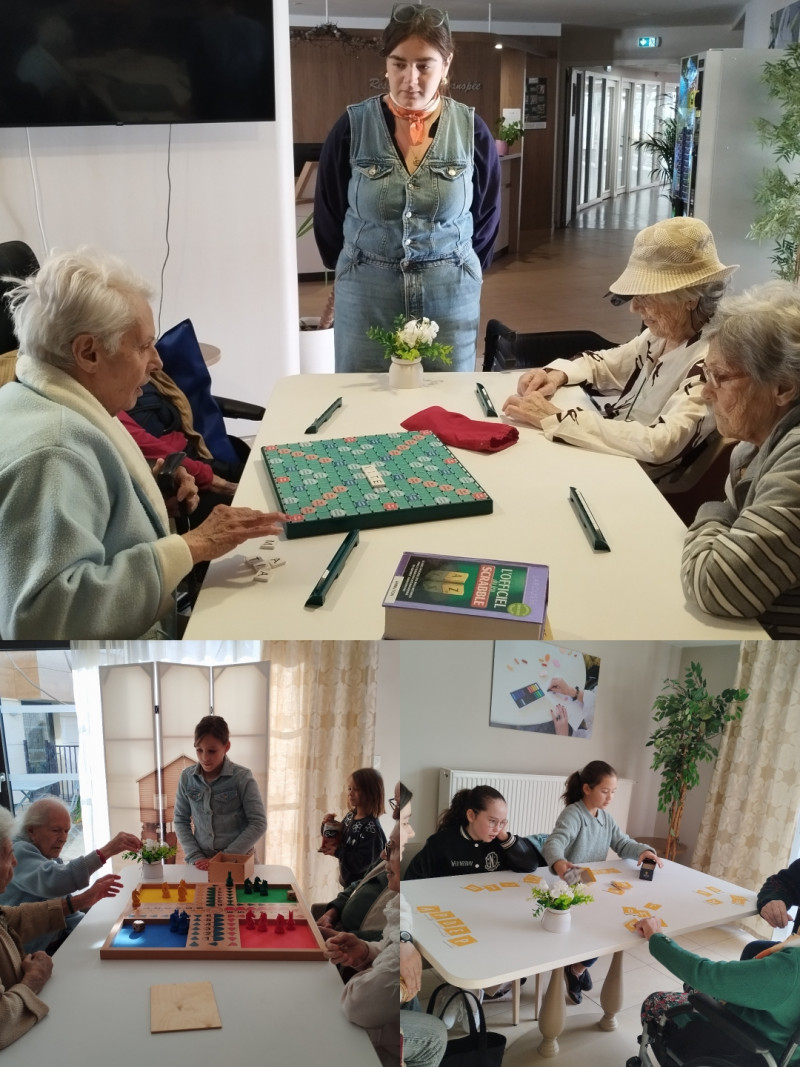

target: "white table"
[185,372,766,640]
[402,861,757,1057]
[20,864,380,1065]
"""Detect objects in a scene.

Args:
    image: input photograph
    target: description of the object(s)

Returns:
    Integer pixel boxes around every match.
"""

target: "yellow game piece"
[463,884,484,892]
[161,882,171,899]
[177,880,188,902]
[131,889,141,909]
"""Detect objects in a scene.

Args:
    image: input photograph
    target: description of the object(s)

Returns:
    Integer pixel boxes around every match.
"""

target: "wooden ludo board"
[100,880,326,961]
[262,430,493,539]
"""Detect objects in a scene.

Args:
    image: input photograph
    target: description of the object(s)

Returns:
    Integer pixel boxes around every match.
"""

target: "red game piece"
[286,910,295,931]
[245,910,256,930]
[258,912,268,932]
[274,912,286,934]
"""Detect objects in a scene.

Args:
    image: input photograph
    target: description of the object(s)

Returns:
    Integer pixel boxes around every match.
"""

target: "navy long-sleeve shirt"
[314,98,501,272]
[404,824,544,880]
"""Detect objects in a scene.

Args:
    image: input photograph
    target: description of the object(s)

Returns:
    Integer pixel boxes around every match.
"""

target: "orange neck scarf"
[386,93,440,145]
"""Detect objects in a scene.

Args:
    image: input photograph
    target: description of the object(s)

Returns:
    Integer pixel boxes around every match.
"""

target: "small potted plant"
[530,879,594,933]
[122,838,178,881]
[367,314,453,389]
[495,117,524,155]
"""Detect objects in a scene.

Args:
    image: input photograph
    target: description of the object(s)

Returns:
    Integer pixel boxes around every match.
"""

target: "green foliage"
[631,113,678,189]
[122,839,177,864]
[749,43,800,283]
[529,882,594,916]
[647,662,748,851]
[495,118,524,146]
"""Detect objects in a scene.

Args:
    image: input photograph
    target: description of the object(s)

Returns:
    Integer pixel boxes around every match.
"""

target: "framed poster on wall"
[524,76,547,129]
[489,642,600,737]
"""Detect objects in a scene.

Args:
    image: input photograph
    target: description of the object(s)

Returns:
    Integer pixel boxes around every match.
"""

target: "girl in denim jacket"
[323,768,387,887]
[174,716,266,870]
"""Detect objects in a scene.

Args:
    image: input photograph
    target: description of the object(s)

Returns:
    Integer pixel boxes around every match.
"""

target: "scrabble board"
[261,430,493,539]
[100,880,326,961]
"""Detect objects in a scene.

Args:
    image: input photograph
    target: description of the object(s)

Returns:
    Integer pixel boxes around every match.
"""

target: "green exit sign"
[638,36,662,47]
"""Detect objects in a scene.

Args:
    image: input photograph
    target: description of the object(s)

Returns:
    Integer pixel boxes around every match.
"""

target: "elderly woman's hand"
[210,475,238,496]
[182,506,287,564]
[20,951,53,995]
[502,392,561,429]
[325,931,371,969]
[100,832,142,860]
[517,368,568,398]
[73,873,124,912]
[634,916,663,940]
[400,942,422,1001]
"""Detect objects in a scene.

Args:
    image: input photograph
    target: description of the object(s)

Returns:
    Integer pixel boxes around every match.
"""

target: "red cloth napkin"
[401,406,519,453]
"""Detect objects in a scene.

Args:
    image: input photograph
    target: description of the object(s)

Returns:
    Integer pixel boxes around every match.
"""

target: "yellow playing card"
[463,884,484,892]
[696,890,712,897]
[448,935,478,947]
[645,902,662,910]
[595,868,621,875]
[623,906,641,915]
[706,898,723,906]
[499,882,519,888]
[484,884,502,892]
[606,887,625,895]
[730,895,747,905]
[706,886,722,893]
[523,874,542,884]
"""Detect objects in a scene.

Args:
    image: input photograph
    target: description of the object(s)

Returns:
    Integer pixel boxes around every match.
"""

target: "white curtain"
[693,641,800,938]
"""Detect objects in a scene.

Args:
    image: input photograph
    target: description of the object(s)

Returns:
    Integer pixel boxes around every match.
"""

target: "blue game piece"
[178,911,190,934]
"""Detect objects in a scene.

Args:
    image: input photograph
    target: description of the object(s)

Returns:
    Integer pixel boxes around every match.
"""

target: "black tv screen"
[0,1,275,126]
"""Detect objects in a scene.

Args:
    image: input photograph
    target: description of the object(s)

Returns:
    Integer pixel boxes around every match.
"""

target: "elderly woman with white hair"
[0,247,285,638]
[682,280,800,638]
[0,805,122,1049]
[0,797,134,954]
[502,216,737,487]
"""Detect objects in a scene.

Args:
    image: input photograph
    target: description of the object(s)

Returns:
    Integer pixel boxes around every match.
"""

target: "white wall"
[0,1,299,420]
[743,0,788,47]
[389,640,742,868]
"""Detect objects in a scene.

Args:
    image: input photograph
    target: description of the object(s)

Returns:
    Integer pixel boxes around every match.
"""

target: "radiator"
[438,768,634,837]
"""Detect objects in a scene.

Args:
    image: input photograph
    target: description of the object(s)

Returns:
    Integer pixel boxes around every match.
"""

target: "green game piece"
[259,880,269,896]
[243,878,253,894]
[226,871,234,888]
[253,876,262,889]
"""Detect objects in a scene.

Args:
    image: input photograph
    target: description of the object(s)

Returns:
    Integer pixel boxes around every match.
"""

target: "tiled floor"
[418,922,753,1066]
[297,187,672,368]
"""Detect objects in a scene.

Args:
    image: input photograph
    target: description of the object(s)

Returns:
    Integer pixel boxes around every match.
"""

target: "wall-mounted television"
[0,1,275,127]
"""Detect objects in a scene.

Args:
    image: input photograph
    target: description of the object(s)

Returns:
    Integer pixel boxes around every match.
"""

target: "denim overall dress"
[334,95,482,373]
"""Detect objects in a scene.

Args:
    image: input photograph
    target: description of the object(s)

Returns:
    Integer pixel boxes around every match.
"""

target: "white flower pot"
[389,355,423,389]
[299,317,335,373]
[141,861,164,881]
[541,906,571,933]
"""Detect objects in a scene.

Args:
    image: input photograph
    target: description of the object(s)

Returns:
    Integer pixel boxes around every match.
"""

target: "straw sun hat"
[608,216,738,297]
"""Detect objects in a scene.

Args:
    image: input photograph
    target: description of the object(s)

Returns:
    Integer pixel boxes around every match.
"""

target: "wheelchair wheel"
[680,1059,751,1067]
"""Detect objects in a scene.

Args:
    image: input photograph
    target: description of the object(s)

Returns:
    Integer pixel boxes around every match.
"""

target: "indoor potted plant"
[122,838,178,881]
[530,879,594,933]
[749,42,800,282]
[494,117,524,155]
[367,314,453,388]
[647,662,749,860]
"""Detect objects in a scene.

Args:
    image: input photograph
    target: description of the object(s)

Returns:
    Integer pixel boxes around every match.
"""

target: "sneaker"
[484,982,512,1001]
[564,966,583,1004]
[580,968,593,992]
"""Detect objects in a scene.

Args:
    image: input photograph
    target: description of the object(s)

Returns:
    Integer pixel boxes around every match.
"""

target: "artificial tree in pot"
[647,661,749,861]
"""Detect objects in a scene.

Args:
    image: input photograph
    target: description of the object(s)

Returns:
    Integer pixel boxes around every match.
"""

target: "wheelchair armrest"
[212,395,266,421]
[687,992,773,1054]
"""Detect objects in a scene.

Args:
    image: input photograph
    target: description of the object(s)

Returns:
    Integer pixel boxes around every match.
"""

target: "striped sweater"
[681,404,800,637]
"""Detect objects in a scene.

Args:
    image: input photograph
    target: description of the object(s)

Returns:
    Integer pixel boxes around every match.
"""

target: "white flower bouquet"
[530,879,594,916]
[122,839,177,864]
[367,315,453,364]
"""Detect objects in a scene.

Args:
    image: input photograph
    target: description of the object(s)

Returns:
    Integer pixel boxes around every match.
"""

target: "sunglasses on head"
[391,4,450,29]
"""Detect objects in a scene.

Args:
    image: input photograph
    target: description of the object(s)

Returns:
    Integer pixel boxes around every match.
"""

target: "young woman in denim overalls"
[314,5,500,373]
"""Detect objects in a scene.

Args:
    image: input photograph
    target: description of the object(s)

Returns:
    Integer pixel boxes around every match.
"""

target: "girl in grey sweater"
[543,761,661,1004]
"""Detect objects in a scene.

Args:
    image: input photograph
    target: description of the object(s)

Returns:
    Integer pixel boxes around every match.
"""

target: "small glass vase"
[389,355,423,389]
[541,906,571,933]
[141,860,164,881]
